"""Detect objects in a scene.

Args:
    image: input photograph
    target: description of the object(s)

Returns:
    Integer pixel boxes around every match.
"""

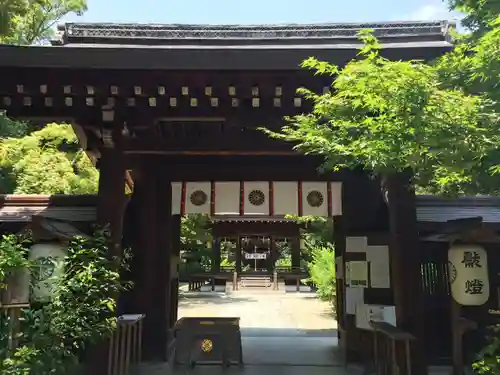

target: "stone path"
[178,289,337,332]
[137,289,348,375]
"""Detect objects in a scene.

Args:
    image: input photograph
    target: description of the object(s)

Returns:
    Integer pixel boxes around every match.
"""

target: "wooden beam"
[125,154,343,181]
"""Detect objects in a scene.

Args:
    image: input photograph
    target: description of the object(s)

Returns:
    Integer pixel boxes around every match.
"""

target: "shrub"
[0,228,132,375]
[473,324,500,375]
[307,246,336,301]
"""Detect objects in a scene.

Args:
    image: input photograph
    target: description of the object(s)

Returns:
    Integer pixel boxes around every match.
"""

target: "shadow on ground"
[241,327,338,338]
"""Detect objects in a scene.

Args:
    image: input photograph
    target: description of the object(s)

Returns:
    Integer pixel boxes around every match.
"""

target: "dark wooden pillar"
[133,167,172,361]
[384,173,425,374]
[236,236,242,273]
[212,237,221,273]
[333,215,346,332]
[86,143,126,375]
[169,214,181,329]
[97,147,127,254]
[291,237,301,269]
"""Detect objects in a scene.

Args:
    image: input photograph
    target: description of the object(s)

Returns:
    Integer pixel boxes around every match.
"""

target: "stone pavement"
[137,289,349,375]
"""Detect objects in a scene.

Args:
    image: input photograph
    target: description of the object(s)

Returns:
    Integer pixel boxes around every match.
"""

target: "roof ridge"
[61,20,451,29]
[53,20,455,46]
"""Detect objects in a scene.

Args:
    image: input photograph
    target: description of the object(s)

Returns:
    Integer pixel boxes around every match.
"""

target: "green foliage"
[0,0,27,38]
[295,216,333,250]
[448,0,500,36]
[180,214,213,269]
[0,228,132,374]
[0,112,27,138]
[220,258,235,269]
[307,246,336,302]
[472,324,500,374]
[0,0,87,45]
[433,17,500,194]
[0,123,98,194]
[263,31,498,196]
[0,234,31,288]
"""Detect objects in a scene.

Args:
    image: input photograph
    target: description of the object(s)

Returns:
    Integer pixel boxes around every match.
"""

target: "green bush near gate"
[0,228,131,375]
[473,324,500,375]
[307,246,336,302]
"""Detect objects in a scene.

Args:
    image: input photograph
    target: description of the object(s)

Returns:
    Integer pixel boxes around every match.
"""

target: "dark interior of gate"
[0,20,482,373]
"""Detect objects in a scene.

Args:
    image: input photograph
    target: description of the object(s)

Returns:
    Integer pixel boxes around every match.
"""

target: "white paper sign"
[348,261,368,288]
[345,287,364,314]
[366,245,391,288]
[369,262,391,288]
[244,252,267,260]
[355,304,397,330]
[346,237,368,253]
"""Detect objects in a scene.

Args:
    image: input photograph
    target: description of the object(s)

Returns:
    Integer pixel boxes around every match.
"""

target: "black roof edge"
[0,43,452,70]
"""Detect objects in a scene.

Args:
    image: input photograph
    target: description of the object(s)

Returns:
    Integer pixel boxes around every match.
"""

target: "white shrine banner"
[331,181,342,216]
[301,182,329,216]
[214,182,240,215]
[273,181,299,216]
[184,182,211,214]
[171,182,182,215]
[244,181,269,215]
[170,181,343,217]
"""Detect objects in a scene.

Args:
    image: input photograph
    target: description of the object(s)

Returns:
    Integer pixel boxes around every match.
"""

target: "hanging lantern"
[448,244,489,306]
[206,240,212,249]
[29,243,67,301]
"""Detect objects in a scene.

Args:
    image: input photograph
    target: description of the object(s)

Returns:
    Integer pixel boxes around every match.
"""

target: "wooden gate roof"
[0,20,454,70]
[54,21,454,46]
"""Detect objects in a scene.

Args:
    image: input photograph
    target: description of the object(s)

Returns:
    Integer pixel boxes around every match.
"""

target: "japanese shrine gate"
[0,21,455,374]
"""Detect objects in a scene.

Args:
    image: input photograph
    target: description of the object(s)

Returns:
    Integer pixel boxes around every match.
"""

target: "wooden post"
[333,216,346,332]
[85,138,126,375]
[233,271,238,291]
[384,173,425,375]
[291,236,301,270]
[133,167,172,361]
[170,215,181,328]
[212,237,221,273]
[236,237,242,274]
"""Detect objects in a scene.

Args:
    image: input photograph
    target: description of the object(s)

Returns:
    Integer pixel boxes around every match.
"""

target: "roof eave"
[0,42,453,70]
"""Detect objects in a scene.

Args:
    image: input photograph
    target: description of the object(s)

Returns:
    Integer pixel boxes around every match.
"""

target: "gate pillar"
[333,170,388,364]
[384,173,425,375]
[85,134,127,375]
[169,215,181,331]
[131,166,172,361]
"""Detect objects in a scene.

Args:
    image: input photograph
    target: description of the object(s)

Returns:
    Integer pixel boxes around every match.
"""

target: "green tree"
[307,246,336,302]
[0,0,27,40]
[0,123,98,194]
[447,0,500,36]
[0,112,27,138]
[0,0,87,45]
[263,31,498,196]
[434,8,500,193]
[180,214,212,271]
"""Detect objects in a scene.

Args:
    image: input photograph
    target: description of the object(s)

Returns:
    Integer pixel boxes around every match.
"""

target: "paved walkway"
[137,288,347,375]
